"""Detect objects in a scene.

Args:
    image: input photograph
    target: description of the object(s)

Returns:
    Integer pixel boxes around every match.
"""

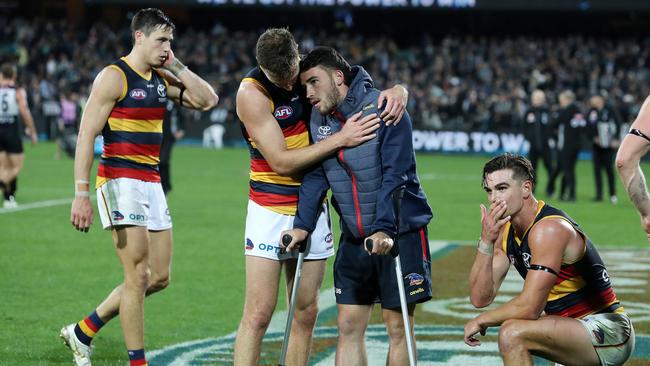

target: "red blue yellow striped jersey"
[503,201,623,319]
[96,58,168,188]
[240,67,311,215]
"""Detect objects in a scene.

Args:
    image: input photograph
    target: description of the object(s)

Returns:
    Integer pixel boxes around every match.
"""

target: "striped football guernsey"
[240,67,310,215]
[503,201,623,318]
[96,57,168,188]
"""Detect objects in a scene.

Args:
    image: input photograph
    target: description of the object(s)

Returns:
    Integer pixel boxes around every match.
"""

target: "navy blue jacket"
[293,67,432,239]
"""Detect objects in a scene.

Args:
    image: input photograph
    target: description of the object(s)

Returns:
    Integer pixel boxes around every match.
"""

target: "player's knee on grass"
[337,314,366,339]
[383,312,407,343]
[125,263,150,292]
[498,319,528,354]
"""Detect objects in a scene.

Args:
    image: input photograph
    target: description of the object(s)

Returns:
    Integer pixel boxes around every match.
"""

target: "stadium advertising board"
[412,129,529,155]
[87,0,650,10]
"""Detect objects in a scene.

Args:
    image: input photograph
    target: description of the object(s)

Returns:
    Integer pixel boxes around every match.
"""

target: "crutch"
[278,233,307,366]
[365,187,416,366]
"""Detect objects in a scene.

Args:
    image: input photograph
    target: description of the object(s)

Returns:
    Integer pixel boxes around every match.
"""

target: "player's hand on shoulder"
[378,85,408,125]
[338,111,380,147]
[364,231,393,255]
[280,229,308,252]
[70,197,93,233]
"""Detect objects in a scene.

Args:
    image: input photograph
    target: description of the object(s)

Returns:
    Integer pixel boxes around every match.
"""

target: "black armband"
[629,128,650,144]
[529,264,558,276]
[179,88,186,107]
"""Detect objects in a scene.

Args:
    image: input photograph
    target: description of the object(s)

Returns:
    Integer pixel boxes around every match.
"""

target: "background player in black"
[0,63,38,208]
[523,89,555,196]
[160,100,185,195]
[553,90,585,201]
[587,94,621,203]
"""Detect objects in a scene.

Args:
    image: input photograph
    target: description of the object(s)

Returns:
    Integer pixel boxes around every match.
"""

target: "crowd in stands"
[2,16,649,142]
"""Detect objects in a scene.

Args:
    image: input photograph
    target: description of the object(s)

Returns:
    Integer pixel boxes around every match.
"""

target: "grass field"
[2,142,649,365]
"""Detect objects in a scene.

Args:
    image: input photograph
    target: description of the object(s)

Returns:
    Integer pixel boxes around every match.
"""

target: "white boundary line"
[0,196,95,214]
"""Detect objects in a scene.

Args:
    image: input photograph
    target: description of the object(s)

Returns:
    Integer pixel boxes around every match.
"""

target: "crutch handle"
[364,237,399,257]
[282,233,307,253]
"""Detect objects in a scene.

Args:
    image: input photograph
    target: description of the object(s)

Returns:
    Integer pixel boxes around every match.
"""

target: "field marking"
[0,197,73,214]
[150,241,453,363]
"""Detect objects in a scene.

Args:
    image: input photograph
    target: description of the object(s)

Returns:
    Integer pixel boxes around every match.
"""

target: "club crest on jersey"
[157,84,166,98]
[130,89,147,100]
[274,106,293,120]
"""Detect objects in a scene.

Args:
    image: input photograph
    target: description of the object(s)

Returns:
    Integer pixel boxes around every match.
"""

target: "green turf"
[1,142,647,365]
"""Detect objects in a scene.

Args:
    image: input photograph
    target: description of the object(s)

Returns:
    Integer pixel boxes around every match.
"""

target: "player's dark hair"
[131,8,175,43]
[1,63,16,79]
[256,28,299,82]
[300,46,355,85]
[482,153,536,188]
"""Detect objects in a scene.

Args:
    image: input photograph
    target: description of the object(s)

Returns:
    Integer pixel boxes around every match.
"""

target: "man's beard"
[322,77,341,114]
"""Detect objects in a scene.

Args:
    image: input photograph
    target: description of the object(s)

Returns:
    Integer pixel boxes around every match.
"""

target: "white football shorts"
[244,199,334,261]
[97,177,172,231]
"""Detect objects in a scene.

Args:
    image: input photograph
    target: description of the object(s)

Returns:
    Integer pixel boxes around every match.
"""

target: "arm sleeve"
[293,164,330,233]
[372,112,414,237]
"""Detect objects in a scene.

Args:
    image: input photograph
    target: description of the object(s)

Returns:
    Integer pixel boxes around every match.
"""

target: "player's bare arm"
[464,219,569,346]
[158,50,218,111]
[236,81,380,176]
[16,87,37,144]
[469,200,512,308]
[616,95,650,238]
[378,84,408,125]
[70,66,123,232]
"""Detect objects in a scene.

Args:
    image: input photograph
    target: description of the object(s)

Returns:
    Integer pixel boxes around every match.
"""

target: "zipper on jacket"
[338,149,365,238]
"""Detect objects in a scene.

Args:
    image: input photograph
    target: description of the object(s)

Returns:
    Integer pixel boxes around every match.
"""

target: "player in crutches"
[281,46,432,365]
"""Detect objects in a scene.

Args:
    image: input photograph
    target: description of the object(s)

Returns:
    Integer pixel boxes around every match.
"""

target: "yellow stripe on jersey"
[121,56,152,81]
[266,205,297,215]
[547,276,587,301]
[285,131,310,149]
[95,176,109,189]
[108,118,163,133]
[242,77,274,112]
[102,154,159,165]
[108,65,128,102]
[249,171,302,186]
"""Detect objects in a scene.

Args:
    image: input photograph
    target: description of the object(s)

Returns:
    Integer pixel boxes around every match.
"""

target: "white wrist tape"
[477,239,494,256]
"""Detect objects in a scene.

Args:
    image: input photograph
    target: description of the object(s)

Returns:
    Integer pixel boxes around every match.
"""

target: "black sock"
[9,178,16,197]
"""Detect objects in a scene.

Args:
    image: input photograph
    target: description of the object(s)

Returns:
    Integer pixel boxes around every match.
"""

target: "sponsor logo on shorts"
[129,213,146,222]
[245,238,254,251]
[335,288,342,295]
[409,287,424,296]
[274,106,293,120]
[112,210,124,221]
[593,327,605,344]
[325,233,333,243]
[255,243,282,253]
[405,273,424,286]
[130,89,147,100]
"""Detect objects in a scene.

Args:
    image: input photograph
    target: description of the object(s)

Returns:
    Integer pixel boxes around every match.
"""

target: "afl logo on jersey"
[130,89,147,100]
[274,106,293,120]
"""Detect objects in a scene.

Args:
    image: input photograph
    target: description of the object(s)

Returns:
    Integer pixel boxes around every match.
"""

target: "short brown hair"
[1,63,16,79]
[131,8,175,43]
[482,153,535,188]
[255,28,299,81]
